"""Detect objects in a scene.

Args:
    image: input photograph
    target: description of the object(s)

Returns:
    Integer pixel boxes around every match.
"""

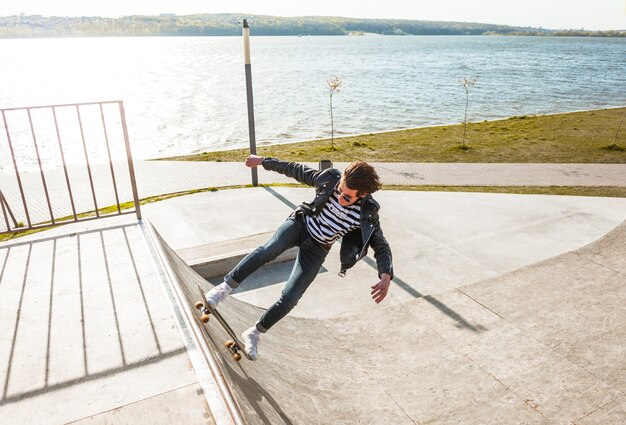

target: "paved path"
[141,161,626,193]
[369,162,626,187]
[0,160,624,231]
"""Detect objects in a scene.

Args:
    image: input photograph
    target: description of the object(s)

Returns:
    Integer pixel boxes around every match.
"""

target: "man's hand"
[245,154,265,168]
[371,273,392,304]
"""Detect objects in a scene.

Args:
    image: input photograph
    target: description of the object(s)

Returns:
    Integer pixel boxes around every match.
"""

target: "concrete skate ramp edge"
[149,220,626,425]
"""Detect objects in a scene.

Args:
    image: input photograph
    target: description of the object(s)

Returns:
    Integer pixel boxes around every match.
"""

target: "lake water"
[0,35,624,169]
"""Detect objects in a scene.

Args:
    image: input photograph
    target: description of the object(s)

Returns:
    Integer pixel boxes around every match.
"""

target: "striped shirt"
[305,185,362,245]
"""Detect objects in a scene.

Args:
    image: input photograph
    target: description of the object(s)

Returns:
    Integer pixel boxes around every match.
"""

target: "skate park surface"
[1,187,625,424]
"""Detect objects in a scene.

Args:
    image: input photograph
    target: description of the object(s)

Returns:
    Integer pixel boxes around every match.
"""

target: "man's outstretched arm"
[246,155,328,187]
[369,221,393,304]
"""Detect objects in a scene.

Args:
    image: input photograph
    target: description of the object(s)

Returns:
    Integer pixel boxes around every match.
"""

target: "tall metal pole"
[242,19,258,186]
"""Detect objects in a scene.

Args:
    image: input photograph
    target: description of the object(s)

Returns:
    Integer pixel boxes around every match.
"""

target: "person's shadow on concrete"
[205,330,294,425]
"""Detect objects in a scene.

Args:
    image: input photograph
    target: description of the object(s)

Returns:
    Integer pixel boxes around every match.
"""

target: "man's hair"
[342,161,382,195]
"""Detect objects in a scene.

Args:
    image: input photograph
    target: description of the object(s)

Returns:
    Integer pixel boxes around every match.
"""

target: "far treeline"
[0,14,624,38]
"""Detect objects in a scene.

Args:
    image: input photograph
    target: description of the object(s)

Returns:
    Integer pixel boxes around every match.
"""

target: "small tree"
[327,77,342,149]
[611,109,626,150]
[459,75,479,148]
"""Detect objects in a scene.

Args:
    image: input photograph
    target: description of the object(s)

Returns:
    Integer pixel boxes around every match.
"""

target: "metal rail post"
[242,19,258,187]
[119,101,142,220]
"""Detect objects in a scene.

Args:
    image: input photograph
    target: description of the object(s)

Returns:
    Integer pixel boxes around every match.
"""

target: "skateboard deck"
[194,284,252,361]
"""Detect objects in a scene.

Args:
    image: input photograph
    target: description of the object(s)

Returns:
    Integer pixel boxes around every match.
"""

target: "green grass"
[161,107,626,164]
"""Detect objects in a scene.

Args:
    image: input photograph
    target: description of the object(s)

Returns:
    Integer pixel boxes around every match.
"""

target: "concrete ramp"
[150,225,411,424]
[149,220,626,424]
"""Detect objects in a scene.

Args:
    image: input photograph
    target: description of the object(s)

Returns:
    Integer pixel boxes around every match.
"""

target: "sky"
[2,0,625,31]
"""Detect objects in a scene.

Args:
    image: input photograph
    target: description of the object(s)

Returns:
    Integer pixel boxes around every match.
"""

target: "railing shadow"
[0,223,183,407]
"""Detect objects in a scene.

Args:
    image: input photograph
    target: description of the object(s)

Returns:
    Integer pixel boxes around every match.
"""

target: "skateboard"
[194,284,252,361]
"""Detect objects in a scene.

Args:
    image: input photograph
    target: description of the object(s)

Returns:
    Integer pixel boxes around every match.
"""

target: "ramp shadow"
[204,330,294,425]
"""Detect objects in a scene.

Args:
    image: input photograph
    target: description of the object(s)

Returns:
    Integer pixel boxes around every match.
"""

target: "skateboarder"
[205,155,393,360]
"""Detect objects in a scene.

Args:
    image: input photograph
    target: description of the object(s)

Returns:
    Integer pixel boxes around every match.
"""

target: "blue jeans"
[224,215,329,332]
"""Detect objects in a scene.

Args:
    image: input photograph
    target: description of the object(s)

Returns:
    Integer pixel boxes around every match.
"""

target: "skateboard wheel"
[233,353,242,362]
[194,301,204,310]
[200,314,210,323]
[225,340,235,349]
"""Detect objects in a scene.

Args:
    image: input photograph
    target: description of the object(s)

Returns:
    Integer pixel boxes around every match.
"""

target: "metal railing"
[0,100,141,234]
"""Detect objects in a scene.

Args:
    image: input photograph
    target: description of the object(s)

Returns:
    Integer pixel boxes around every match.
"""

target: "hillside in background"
[1,13,623,38]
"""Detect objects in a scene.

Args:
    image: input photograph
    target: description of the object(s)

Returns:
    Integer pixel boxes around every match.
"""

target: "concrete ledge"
[177,232,297,279]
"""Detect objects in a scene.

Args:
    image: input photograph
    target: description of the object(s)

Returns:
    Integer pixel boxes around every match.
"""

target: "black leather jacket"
[262,158,393,279]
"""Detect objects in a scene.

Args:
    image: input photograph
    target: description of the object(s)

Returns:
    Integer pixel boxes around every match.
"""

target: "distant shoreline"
[1,34,625,40]
[1,13,624,39]
[1,33,624,39]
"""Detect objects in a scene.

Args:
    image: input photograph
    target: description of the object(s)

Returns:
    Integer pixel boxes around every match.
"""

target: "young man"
[205,155,393,360]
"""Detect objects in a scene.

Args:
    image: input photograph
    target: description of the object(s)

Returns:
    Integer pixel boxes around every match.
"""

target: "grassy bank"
[163,107,626,163]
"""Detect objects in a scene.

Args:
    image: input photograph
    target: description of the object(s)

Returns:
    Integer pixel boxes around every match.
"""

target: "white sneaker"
[204,283,231,309]
[241,326,261,361]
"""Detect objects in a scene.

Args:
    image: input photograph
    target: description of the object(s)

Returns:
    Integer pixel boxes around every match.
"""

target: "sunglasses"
[338,184,358,203]
[340,193,353,203]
